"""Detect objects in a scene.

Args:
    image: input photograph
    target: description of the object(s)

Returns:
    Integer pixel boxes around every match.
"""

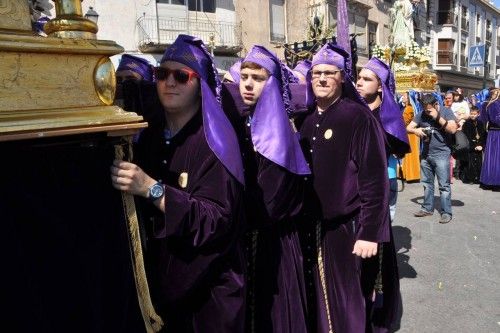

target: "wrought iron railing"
[437,11,457,25]
[137,16,242,53]
[436,51,457,65]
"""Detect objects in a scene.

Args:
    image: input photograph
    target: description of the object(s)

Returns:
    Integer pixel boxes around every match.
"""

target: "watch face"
[150,184,164,199]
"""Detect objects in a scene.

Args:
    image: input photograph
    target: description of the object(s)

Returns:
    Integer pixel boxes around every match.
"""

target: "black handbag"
[451,130,470,160]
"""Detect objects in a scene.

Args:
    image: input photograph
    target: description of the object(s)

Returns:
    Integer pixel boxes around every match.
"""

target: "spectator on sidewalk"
[406,94,457,224]
[461,106,486,184]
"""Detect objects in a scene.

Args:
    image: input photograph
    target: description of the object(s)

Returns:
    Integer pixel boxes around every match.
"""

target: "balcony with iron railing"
[436,50,457,65]
[437,11,458,26]
[461,18,469,33]
[137,16,243,54]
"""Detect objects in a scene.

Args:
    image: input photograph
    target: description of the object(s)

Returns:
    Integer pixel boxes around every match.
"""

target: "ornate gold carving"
[0,0,146,141]
[0,52,101,111]
[0,105,145,139]
[44,0,98,39]
[395,68,438,94]
[0,0,32,32]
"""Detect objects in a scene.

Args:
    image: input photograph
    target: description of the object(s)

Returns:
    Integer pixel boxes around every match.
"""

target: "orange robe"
[402,105,420,181]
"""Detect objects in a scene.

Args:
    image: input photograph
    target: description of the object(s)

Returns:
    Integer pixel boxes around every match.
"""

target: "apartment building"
[429,0,499,94]
[80,0,243,71]
[77,0,498,90]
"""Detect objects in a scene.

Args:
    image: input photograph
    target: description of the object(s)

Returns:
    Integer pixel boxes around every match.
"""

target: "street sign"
[469,45,485,67]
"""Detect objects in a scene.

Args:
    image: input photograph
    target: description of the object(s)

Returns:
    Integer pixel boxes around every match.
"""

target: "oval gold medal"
[324,129,333,140]
[178,172,188,188]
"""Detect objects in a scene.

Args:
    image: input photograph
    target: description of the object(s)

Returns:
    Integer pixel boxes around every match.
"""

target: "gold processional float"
[0,1,162,332]
[371,42,439,94]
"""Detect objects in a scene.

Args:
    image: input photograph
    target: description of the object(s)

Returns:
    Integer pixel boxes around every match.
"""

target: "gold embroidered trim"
[316,220,334,333]
[249,230,259,333]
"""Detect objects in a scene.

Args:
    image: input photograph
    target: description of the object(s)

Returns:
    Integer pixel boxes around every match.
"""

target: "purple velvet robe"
[480,101,500,186]
[298,97,389,333]
[225,104,308,333]
[134,111,245,333]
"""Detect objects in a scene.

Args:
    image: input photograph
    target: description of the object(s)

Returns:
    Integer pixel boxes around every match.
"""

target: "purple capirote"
[364,57,410,149]
[242,45,310,175]
[160,34,244,185]
[117,54,154,82]
[293,60,312,79]
[310,43,366,107]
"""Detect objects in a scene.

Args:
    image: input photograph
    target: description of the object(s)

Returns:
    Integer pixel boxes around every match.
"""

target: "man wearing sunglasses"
[232,45,310,333]
[297,43,389,333]
[111,35,246,332]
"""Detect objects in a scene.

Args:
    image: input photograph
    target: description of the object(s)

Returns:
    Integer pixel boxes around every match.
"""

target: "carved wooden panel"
[0,0,31,31]
[0,52,102,112]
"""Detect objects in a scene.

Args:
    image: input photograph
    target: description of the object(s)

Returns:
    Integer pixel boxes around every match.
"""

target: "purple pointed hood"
[117,54,154,82]
[161,34,244,185]
[293,60,312,79]
[364,57,409,149]
[228,59,242,84]
[243,45,310,175]
[310,43,366,107]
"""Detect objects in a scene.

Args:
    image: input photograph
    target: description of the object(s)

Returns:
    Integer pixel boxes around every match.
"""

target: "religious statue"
[389,0,415,47]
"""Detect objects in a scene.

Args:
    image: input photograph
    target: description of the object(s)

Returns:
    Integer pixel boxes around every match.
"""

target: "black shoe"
[439,214,452,224]
[414,210,433,217]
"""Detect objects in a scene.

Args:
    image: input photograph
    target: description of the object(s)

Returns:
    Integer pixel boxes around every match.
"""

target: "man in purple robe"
[297,43,390,333]
[111,34,246,333]
[480,88,500,190]
[233,45,311,333]
[356,57,410,332]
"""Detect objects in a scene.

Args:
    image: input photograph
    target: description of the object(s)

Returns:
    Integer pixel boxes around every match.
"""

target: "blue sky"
[494,0,500,9]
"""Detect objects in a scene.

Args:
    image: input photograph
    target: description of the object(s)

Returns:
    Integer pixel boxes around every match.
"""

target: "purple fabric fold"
[251,76,310,175]
[243,45,310,175]
[160,34,244,185]
[228,59,242,84]
[364,57,409,149]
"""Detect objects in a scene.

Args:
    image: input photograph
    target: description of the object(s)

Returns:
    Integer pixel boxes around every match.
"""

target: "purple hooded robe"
[224,45,311,333]
[297,43,390,333]
[134,34,246,333]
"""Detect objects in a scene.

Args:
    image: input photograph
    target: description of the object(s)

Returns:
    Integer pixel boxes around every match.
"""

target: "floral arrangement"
[404,40,420,61]
[370,41,432,69]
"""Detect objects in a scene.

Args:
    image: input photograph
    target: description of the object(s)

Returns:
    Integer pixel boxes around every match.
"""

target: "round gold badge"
[324,129,333,140]
[178,172,188,188]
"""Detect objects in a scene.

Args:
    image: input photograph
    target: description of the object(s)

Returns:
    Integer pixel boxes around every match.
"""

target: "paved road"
[392,179,500,332]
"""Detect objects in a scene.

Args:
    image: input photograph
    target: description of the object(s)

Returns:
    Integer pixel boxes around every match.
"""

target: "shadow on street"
[391,226,417,332]
[410,196,465,209]
[393,226,417,280]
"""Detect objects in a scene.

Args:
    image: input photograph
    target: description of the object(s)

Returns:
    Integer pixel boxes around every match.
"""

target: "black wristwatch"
[147,182,164,202]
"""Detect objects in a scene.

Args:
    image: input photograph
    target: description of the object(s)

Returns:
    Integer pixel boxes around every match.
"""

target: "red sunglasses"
[154,67,199,84]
